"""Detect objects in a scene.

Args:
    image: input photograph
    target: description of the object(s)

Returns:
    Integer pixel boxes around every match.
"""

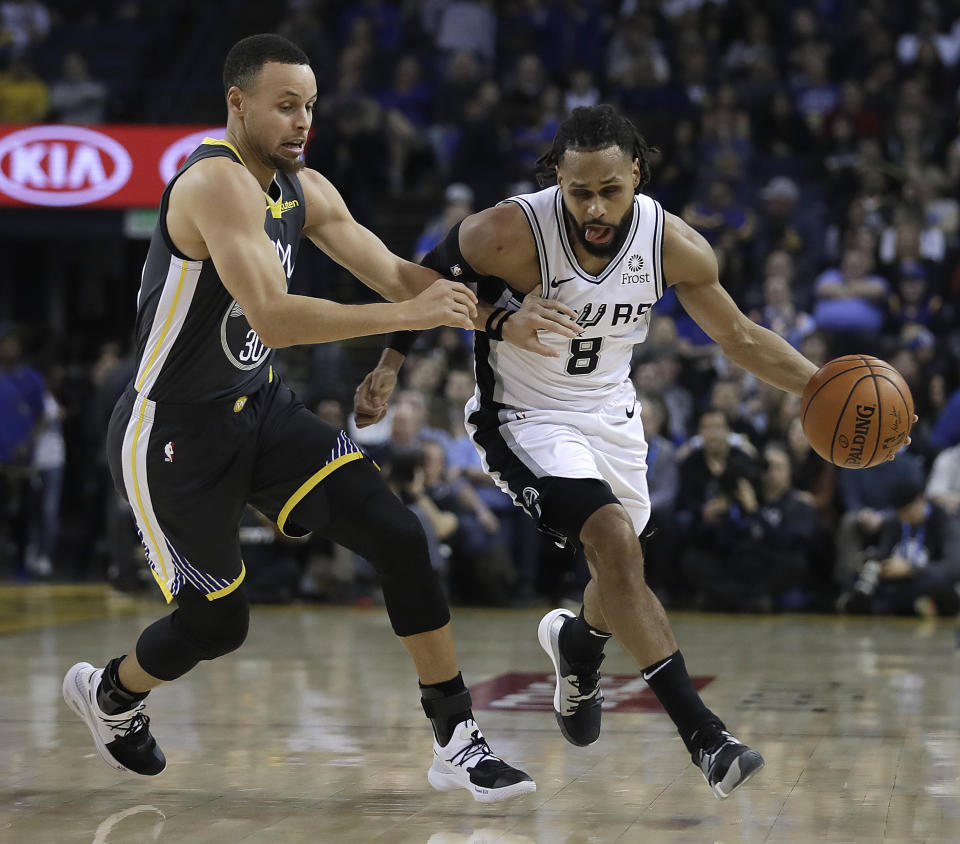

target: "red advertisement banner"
[0,124,228,208]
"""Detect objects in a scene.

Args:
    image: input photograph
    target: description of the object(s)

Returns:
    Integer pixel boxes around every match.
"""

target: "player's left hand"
[502,292,582,357]
[353,365,398,428]
[885,414,919,461]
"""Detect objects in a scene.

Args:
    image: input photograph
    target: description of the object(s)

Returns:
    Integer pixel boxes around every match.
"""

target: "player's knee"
[175,587,250,660]
[581,506,644,580]
[380,504,431,574]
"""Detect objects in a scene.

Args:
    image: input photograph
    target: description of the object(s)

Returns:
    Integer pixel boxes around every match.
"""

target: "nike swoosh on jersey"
[626,403,636,418]
[641,657,672,681]
[550,276,576,288]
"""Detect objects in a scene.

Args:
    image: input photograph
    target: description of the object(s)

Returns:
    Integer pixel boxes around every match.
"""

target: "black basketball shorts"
[106,371,365,602]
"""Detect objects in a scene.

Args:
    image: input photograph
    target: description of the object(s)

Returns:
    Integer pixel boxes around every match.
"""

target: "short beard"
[268,154,305,174]
[563,200,635,258]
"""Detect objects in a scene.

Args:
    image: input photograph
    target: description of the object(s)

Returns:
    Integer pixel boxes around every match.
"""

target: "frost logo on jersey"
[220,299,269,371]
[0,125,133,206]
[621,253,652,285]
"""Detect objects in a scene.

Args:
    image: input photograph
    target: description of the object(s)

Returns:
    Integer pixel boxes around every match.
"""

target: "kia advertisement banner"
[0,125,228,208]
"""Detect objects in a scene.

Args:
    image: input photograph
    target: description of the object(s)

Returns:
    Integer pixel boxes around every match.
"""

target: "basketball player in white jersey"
[355,105,824,798]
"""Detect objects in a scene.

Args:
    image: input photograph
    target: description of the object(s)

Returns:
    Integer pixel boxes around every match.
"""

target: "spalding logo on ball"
[801,355,914,469]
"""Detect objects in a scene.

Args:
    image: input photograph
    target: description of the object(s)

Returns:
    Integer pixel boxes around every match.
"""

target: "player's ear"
[632,158,640,189]
[226,86,244,117]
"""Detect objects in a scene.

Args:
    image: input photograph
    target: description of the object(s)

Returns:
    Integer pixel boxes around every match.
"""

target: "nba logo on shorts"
[164,441,175,463]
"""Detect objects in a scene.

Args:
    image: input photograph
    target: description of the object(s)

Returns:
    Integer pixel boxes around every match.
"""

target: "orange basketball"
[801,355,914,469]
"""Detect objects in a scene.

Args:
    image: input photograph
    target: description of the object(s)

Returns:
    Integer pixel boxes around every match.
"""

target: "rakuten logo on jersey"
[159,128,226,183]
[0,125,133,206]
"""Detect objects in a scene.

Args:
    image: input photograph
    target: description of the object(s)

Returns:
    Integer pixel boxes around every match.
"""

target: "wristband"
[385,330,417,356]
[485,308,514,341]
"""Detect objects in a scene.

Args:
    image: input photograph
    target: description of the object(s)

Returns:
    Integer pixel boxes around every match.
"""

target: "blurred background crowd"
[1,0,959,617]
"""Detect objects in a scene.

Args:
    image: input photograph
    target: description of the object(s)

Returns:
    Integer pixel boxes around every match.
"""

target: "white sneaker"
[62,662,165,777]
[538,608,604,746]
[426,720,536,803]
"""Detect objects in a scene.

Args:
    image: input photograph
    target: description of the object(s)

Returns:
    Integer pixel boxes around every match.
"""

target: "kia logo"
[159,128,226,183]
[0,125,133,206]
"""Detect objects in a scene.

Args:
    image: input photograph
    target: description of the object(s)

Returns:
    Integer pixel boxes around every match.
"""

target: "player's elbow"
[245,304,290,350]
[719,318,759,357]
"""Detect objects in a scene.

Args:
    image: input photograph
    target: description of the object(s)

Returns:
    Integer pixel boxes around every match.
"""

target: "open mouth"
[281,140,306,155]
[584,224,614,244]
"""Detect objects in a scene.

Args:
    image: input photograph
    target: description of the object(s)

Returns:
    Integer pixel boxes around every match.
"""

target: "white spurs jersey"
[475,185,665,413]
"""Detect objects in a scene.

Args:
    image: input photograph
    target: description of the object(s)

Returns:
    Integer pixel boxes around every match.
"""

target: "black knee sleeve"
[136,583,250,681]
[372,499,450,637]
[291,460,451,637]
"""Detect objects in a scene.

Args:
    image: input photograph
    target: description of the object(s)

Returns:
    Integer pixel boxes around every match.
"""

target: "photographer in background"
[840,478,960,617]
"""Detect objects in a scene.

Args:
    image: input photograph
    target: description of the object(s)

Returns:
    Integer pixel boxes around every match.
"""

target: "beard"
[563,200,635,258]
[267,153,305,174]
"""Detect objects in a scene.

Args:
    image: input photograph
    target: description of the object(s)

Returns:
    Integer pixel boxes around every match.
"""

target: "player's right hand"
[408,278,478,330]
[353,365,398,428]
[502,292,582,357]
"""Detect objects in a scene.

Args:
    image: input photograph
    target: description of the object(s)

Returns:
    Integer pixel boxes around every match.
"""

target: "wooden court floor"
[2,585,959,843]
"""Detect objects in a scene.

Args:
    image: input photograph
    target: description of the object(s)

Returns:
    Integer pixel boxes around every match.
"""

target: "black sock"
[558,607,612,664]
[420,672,473,746]
[640,650,721,753]
[96,656,149,716]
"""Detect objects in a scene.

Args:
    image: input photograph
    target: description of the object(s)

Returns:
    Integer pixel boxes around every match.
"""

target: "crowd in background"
[2,0,960,616]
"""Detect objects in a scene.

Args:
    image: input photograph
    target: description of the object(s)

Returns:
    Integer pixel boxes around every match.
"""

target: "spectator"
[756,442,823,609]
[752,176,822,284]
[0,57,48,122]
[24,388,63,578]
[48,52,107,124]
[414,183,474,262]
[637,391,682,605]
[812,247,889,354]
[930,387,960,451]
[926,443,960,517]
[0,0,50,59]
[676,410,769,611]
[840,478,960,617]
[0,328,45,574]
[834,448,925,586]
[750,264,817,349]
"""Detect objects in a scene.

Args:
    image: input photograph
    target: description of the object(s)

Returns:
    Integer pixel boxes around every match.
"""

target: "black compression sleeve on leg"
[285,459,451,636]
[135,583,250,682]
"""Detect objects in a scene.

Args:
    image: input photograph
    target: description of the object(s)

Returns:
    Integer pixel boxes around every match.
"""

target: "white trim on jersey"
[120,393,177,602]
[134,256,203,398]
[499,196,550,297]
[652,199,665,299]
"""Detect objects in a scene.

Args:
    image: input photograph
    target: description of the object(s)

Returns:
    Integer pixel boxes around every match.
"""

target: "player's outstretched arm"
[664,211,818,395]
[173,159,476,348]
[299,168,457,303]
[353,205,581,427]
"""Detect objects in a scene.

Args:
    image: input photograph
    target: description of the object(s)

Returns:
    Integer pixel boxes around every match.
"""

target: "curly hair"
[535,104,657,194]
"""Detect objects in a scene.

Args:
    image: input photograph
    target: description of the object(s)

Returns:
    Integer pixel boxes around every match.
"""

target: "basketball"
[801,355,914,469]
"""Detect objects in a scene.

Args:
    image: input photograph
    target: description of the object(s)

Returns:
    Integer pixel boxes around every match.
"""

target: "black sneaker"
[538,608,604,746]
[691,722,764,799]
[427,720,536,803]
[62,662,166,777]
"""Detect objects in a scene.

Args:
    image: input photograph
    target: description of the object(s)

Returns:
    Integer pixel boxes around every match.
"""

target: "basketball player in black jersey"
[61,34,580,803]
[355,106,826,799]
